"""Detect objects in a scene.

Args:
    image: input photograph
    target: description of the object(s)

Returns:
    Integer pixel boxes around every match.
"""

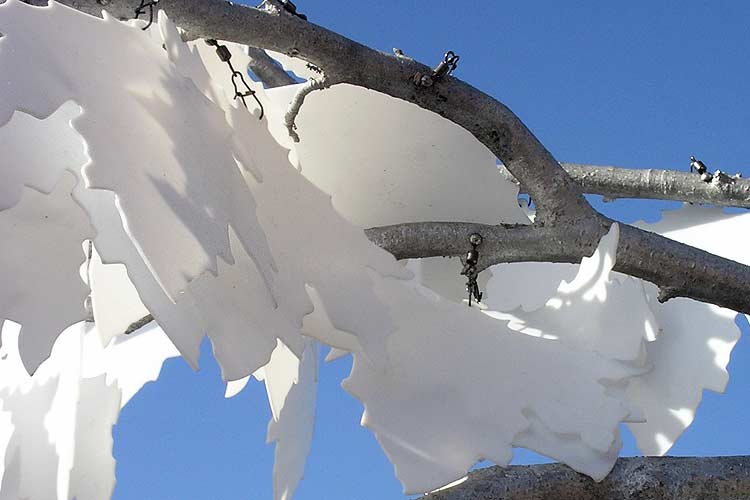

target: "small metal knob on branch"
[414,51,460,88]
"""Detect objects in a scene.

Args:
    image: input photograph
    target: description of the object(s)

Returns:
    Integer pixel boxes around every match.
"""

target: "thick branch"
[502,163,750,208]
[424,456,750,500]
[46,0,594,224]
[366,221,750,315]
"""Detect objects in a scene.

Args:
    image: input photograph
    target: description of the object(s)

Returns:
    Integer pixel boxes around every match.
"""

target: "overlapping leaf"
[0,320,178,500]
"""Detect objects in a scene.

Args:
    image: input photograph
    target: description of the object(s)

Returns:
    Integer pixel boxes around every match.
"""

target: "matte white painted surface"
[0,320,177,499]
[344,267,640,493]
[0,0,277,305]
[0,175,92,373]
[0,4,746,499]
[89,246,150,346]
[264,83,530,228]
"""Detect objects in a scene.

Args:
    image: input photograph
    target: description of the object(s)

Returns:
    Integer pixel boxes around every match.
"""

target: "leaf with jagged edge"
[343,266,641,494]
[263,84,530,229]
[256,340,318,500]
[0,85,203,370]
[160,14,411,370]
[80,322,180,408]
[483,206,744,458]
[0,322,120,500]
[501,224,658,363]
[624,204,745,455]
[266,340,317,500]
[88,246,150,347]
[0,0,277,306]
[0,101,84,212]
[225,339,318,500]
[0,173,92,374]
[0,101,93,373]
[173,18,645,490]
[0,320,179,499]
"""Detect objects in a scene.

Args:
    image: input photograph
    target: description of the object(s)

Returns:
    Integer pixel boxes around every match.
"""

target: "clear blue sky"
[112,2,750,499]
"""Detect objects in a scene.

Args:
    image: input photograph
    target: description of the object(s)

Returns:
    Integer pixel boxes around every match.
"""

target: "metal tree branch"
[366,221,750,314]
[42,0,750,314]
[502,163,750,208]
[424,456,750,500]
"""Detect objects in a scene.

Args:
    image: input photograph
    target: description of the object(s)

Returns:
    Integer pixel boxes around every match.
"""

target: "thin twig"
[284,75,329,142]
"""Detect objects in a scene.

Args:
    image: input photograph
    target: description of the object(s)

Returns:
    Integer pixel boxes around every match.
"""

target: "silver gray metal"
[424,456,750,500]
[366,221,750,315]
[500,163,750,208]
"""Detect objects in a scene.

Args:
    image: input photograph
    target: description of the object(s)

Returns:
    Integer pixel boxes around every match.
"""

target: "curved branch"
[502,163,750,208]
[46,0,595,224]
[366,221,750,315]
[424,456,750,500]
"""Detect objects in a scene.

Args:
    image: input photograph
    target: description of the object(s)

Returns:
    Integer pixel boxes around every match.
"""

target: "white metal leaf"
[264,340,318,500]
[626,283,739,455]
[80,322,180,408]
[0,174,92,373]
[0,320,178,499]
[485,262,578,313]
[88,246,150,346]
[0,0,277,303]
[180,30,412,370]
[484,206,745,457]
[624,205,745,455]
[264,83,530,228]
[503,225,658,362]
[344,269,641,494]
[0,101,83,211]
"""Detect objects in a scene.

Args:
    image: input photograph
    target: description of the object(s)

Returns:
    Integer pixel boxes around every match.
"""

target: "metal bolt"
[469,233,483,246]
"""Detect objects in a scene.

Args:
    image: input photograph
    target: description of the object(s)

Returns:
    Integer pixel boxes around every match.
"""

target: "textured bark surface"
[367,221,750,314]
[502,163,750,208]
[246,46,297,88]
[425,457,750,500]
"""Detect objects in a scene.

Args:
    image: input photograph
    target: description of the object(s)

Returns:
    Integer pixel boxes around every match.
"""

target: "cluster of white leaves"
[0,2,745,499]
[0,320,178,500]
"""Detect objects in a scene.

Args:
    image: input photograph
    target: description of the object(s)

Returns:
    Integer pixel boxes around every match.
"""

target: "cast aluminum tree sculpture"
[1,1,750,499]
